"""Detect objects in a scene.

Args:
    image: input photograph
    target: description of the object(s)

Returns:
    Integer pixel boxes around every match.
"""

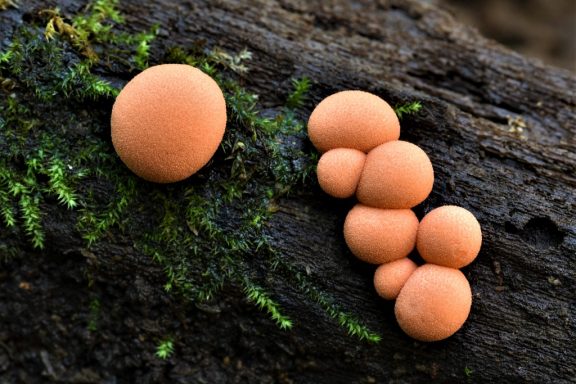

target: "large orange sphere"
[417,205,482,268]
[111,64,226,183]
[356,141,434,209]
[395,264,472,342]
[343,204,419,264]
[307,90,400,153]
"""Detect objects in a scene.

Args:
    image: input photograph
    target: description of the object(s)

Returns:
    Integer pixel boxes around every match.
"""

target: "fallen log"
[0,0,574,382]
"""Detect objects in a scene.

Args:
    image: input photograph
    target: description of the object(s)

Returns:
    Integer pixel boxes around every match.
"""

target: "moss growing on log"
[0,0,414,343]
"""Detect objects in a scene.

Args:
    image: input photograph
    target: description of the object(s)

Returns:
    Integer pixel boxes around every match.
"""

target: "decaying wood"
[0,0,574,383]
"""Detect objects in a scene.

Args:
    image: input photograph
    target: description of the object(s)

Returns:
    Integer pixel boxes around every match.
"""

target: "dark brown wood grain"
[0,1,574,383]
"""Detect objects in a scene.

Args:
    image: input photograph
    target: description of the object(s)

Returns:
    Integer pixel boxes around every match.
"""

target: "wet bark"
[0,0,574,383]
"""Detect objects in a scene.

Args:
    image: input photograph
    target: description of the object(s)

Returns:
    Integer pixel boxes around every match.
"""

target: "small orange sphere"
[356,141,434,209]
[111,64,226,183]
[307,90,400,153]
[317,148,366,198]
[343,205,419,264]
[417,205,482,268]
[395,264,472,342]
[373,258,418,300]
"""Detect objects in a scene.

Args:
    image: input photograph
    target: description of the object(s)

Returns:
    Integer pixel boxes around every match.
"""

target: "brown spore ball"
[343,204,419,264]
[373,258,418,300]
[111,64,226,183]
[317,148,366,198]
[356,140,434,209]
[395,264,472,342]
[307,90,400,153]
[417,205,482,269]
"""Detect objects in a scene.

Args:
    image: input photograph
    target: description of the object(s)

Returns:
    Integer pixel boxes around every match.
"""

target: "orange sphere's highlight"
[417,205,482,268]
[356,141,434,209]
[395,264,472,342]
[111,64,226,183]
[307,90,400,153]
[343,205,419,264]
[373,258,418,300]
[317,148,366,198]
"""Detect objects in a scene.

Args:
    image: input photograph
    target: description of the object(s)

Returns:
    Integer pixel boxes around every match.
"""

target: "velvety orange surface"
[373,258,418,300]
[395,264,472,342]
[417,205,482,268]
[317,148,366,198]
[343,205,419,264]
[307,90,400,153]
[111,64,226,183]
[356,141,434,209]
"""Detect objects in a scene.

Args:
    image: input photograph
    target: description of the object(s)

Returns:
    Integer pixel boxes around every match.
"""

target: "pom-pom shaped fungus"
[356,141,434,209]
[111,64,226,183]
[307,90,400,153]
[417,205,482,269]
[374,258,418,300]
[395,264,472,342]
[317,148,366,198]
[343,204,419,264]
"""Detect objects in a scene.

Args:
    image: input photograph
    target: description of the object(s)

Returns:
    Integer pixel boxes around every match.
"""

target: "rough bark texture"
[1,1,575,383]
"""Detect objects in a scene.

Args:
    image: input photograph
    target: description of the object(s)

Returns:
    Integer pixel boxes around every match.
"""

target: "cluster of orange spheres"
[111,66,481,341]
[309,91,482,342]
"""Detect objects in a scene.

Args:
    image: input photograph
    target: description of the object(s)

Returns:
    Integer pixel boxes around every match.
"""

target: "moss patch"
[0,0,419,344]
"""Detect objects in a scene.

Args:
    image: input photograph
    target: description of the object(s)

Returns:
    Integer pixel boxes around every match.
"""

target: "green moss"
[243,279,293,329]
[263,243,382,342]
[0,241,20,263]
[0,0,18,11]
[78,176,136,246]
[87,297,101,332]
[0,0,381,343]
[395,100,422,120]
[2,27,118,101]
[286,77,311,109]
[155,338,175,360]
[131,26,159,69]
[0,137,91,248]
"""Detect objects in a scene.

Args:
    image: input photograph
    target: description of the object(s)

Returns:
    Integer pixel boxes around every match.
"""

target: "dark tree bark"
[0,1,574,383]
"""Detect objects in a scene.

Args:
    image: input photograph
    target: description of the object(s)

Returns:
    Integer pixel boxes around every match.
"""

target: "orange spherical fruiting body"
[111,64,226,183]
[343,204,419,264]
[373,258,418,300]
[395,264,472,342]
[307,90,400,153]
[317,148,366,198]
[356,141,434,209]
[417,205,482,268]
